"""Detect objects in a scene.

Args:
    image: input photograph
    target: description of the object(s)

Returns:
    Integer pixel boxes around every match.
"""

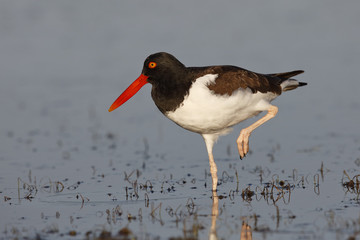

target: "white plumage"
[166,74,277,137]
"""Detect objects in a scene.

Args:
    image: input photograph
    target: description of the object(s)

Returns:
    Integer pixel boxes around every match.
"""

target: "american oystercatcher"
[109,52,306,192]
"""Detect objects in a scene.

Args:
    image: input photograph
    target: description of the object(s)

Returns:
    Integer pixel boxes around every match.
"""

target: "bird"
[109,52,306,192]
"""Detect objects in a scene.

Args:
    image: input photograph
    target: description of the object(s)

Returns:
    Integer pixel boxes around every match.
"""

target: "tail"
[268,70,307,92]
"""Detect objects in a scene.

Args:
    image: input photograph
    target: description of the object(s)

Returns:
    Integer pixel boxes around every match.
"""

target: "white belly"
[165,74,277,135]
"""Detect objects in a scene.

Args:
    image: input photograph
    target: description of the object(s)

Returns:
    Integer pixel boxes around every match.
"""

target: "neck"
[151,68,193,113]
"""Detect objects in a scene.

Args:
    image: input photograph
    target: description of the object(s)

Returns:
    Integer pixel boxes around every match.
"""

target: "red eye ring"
[148,62,157,69]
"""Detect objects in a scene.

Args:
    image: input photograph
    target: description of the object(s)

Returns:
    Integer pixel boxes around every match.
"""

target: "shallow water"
[1,1,360,239]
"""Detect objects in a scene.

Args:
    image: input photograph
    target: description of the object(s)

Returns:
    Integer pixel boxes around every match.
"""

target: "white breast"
[165,74,278,135]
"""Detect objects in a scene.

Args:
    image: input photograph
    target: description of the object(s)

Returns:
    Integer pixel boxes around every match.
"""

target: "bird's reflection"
[209,191,219,240]
[240,221,252,240]
[209,191,252,240]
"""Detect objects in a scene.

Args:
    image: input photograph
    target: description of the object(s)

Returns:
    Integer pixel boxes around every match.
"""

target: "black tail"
[269,70,304,80]
[269,70,307,92]
[298,82,307,87]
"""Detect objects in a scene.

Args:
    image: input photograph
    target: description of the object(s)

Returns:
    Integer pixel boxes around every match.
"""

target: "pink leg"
[202,134,219,192]
[237,105,278,159]
[208,152,218,191]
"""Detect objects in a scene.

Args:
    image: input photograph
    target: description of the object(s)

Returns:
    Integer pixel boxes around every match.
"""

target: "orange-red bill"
[108,74,149,112]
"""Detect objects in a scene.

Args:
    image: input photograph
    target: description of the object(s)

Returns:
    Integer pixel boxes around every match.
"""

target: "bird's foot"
[237,128,251,160]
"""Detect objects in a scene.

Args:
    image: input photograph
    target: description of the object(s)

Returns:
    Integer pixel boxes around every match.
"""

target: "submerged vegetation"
[3,157,360,240]
[2,122,360,240]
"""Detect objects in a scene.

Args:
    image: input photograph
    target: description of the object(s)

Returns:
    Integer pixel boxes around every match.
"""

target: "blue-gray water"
[1,1,360,239]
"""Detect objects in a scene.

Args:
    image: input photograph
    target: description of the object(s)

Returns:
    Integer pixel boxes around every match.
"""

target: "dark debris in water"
[3,130,360,240]
[342,170,360,200]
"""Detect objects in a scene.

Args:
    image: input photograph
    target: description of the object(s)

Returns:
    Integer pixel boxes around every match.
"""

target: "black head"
[142,52,187,86]
[108,52,189,113]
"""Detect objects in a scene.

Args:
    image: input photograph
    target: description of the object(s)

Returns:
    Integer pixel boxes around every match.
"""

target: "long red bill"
[108,74,149,112]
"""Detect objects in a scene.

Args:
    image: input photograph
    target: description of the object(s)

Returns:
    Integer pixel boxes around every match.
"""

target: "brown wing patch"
[203,66,282,96]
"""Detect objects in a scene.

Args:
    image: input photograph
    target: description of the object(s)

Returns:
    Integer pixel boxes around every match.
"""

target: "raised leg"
[237,105,278,159]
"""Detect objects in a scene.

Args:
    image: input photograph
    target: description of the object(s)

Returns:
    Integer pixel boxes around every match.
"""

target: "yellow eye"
[148,62,157,69]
